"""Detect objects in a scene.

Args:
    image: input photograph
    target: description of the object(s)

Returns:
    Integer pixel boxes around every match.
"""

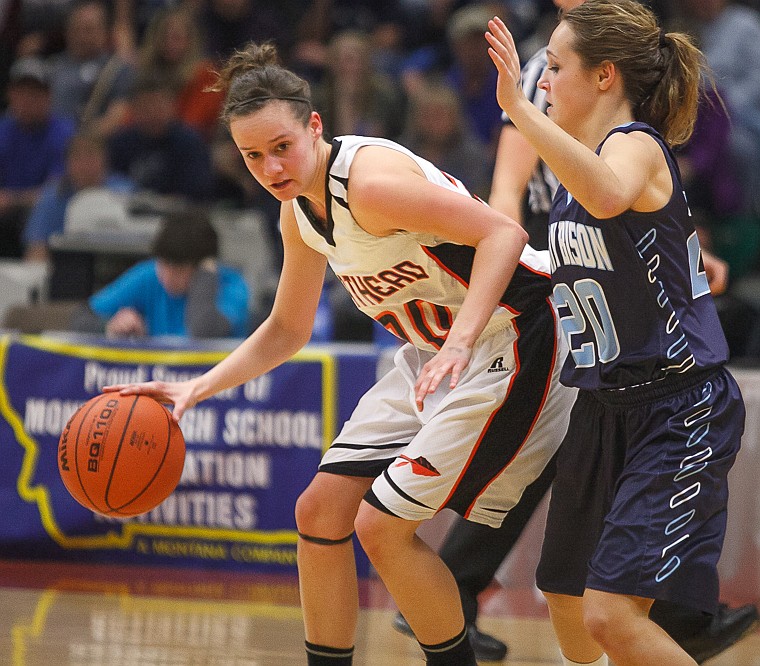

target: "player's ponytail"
[639,31,707,147]
[562,0,708,147]
[209,41,313,125]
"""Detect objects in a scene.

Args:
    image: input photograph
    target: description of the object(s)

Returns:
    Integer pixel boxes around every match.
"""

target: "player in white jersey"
[104,41,576,666]
[306,134,571,528]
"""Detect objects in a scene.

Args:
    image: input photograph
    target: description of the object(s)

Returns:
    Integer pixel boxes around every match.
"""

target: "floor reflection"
[0,559,758,666]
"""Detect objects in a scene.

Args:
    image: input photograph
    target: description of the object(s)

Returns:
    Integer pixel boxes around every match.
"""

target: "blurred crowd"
[1,0,760,357]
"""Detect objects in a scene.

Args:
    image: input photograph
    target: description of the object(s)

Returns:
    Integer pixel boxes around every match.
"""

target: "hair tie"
[659,29,669,48]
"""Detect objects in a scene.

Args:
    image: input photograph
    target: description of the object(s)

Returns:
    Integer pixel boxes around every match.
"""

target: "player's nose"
[263,155,284,176]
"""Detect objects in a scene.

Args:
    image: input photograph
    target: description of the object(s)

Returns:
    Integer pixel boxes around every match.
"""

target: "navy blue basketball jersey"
[548,122,729,390]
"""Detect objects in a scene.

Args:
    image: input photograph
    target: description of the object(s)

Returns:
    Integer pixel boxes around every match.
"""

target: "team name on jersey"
[548,220,613,273]
[337,260,430,308]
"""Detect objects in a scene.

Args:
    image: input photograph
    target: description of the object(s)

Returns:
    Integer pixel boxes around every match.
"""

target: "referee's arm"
[489,125,539,221]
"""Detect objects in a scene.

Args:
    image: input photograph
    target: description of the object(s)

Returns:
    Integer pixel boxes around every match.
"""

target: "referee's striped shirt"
[502,47,560,216]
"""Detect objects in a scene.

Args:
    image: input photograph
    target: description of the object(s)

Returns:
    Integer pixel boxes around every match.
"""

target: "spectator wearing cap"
[0,56,76,257]
[70,208,251,339]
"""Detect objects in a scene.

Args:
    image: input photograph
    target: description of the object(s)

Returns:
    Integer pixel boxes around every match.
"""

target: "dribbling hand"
[102,380,198,422]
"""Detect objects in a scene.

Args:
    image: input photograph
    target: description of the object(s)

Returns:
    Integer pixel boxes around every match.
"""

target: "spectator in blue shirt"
[22,130,135,262]
[108,72,214,204]
[71,209,251,338]
[0,56,75,257]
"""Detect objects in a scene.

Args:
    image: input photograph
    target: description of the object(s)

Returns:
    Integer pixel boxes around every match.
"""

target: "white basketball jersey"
[292,135,552,352]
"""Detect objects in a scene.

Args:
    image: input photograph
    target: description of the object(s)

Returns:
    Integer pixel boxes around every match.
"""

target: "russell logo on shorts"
[487,357,508,373]
[395,455,441,476]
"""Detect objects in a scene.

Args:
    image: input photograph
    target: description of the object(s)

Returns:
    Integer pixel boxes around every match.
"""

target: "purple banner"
[0,334,378,575]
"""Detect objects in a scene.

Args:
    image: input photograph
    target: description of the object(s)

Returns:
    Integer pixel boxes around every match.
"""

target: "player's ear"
[308,111,323,140]
[597,60,616,91]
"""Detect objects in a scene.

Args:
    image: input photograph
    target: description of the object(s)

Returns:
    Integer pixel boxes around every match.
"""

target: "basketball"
[58,393,185,517]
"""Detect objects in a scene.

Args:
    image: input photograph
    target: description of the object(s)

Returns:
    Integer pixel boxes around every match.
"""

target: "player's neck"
[300,140,332,221]
[580,101,634,150]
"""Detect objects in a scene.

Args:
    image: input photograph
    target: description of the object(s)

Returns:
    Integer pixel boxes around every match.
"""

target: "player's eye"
[276,142,289,153]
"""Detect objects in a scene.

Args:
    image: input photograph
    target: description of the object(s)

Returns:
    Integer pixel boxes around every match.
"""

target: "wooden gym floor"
[0,559,758,665]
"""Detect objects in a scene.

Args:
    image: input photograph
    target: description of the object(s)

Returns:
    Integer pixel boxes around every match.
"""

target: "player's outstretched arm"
[105,205,329,421]
[486,17,668,219]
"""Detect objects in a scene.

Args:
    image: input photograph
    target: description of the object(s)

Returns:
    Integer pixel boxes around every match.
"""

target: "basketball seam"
[104,395,140,512]
[109,399,175,514]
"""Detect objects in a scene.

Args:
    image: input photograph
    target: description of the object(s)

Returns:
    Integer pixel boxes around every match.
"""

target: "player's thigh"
[372,332,561,526]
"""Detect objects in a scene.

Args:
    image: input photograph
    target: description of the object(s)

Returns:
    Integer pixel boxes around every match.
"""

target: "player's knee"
[294,485,330,536]
[582,602,611,644]
[295,483,354,541]
[354,502,409,564]
[353,504,383,556]
[582,595,631,647]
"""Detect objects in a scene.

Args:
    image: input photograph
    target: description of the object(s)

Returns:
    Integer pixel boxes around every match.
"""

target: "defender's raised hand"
[486,17,526,116]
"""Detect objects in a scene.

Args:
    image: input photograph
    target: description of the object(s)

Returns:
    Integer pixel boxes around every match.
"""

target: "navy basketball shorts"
[536,366,745,614]
[318,314,576,527]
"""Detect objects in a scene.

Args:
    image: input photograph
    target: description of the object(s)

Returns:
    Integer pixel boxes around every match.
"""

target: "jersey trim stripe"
[446,307,558,518]
[425,243,553,316]
[465,307,559,516]
[319,460,392,477]
[381,468,435,510]
[328,442,406,451]
[442,357,516,516]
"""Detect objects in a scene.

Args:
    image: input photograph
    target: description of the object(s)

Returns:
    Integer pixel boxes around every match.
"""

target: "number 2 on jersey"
[553,279,621,367]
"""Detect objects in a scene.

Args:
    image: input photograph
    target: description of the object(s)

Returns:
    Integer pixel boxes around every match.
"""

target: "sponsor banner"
[0,335,378,575]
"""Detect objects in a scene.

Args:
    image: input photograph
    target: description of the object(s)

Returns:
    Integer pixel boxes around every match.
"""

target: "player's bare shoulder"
[349,144,425,184]
[624,130,673,211]
[346,145,425,236]
[279,195,314,246]
[279,197,298,230]
[604,128,663,167]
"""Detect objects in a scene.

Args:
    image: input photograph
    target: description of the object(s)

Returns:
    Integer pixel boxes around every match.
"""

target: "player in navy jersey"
[102,41,578,666]
[392,0,753,662]
[487,1,746,664]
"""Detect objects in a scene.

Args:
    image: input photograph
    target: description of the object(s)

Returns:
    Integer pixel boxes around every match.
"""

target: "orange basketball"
[58,393,185,517]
